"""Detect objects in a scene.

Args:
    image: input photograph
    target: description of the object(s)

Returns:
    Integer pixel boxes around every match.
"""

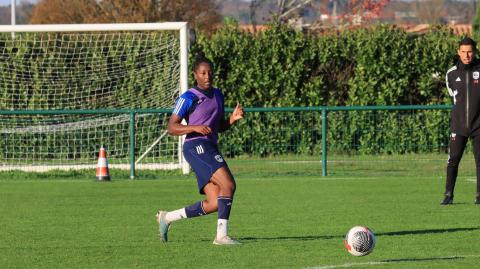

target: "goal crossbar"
[0,22,188,32]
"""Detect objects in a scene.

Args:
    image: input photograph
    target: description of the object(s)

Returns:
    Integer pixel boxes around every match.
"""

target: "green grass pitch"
[0,169,479,269]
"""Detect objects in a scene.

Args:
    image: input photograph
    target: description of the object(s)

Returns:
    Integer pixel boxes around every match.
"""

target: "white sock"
[165,208,187,223]
[216,219,228,239]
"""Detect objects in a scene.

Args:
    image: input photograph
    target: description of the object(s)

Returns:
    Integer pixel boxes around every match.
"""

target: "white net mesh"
[0,29,182,171]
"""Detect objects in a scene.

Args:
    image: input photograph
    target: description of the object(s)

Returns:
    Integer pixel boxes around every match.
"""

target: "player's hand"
[192,125,212,135]
[230,103,244,124]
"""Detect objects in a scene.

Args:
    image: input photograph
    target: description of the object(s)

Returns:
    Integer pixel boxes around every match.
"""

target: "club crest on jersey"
[474,72,480,80]
[451,133,456,141]
[214,154,224,163]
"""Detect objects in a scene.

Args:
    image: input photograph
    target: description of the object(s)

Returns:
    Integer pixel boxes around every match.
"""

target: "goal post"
[0,23,190,175]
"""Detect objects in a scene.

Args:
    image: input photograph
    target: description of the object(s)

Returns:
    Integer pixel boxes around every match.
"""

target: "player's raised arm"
[220,103,244,132]
[230,103,244,124]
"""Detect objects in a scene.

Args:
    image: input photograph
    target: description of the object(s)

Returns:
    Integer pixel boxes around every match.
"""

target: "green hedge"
[0,24,463,159]
[193,23,458,107]
[192,23,459,155]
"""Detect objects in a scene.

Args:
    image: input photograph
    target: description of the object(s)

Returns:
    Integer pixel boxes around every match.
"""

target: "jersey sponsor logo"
[474,71,480,79]
[214,154,224,163]
[456,77,461,82]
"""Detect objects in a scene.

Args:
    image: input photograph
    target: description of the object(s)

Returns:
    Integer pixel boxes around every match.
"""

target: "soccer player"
[442,37,480,205]
[156,56,244,245]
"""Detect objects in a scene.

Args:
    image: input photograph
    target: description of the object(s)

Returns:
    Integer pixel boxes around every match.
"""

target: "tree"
[156,0,222,31]
[275,0,316,21]
[413,0,445,24]
[30,0,102,24]
[29,0,221,32]
[247,0,316,25]
[249,0,263,31]
[343,0,390,24]
[246,0,389,30]
[91,0,162,23]
[473,3,480,39]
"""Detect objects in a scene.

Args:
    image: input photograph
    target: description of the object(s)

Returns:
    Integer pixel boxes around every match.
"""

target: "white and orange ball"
[344,226,376,256]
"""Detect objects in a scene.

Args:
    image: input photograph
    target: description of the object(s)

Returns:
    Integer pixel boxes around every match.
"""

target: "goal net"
[0,23,189,175]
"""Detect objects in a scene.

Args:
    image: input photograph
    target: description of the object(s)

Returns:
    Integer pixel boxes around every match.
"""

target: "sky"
[0,0,36,6]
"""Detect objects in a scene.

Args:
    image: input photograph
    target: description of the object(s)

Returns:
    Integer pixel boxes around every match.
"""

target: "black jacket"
[446,59,480,136]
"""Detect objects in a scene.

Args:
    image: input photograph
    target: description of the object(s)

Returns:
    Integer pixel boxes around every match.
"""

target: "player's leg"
[156,183,219,242]
[155,201,205,242]
[210,166,240,245]
[156,140,215,242]
[163,183,219,223]
[442,133,468,205]
[202,182,220,213]
[471,135,480,204]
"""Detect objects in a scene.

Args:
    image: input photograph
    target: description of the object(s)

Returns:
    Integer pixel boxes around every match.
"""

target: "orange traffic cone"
[96,146,110,181]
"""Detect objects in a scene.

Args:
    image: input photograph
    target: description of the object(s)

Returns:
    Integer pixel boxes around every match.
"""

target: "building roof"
[238,24,269,33]
[396,24,472,35]
[237,23,473,36]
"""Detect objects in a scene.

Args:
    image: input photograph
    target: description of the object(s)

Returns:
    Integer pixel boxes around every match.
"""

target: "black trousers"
[445,133,480,195]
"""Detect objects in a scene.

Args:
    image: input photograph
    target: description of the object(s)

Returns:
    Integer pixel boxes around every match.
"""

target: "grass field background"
[1,155,480,269]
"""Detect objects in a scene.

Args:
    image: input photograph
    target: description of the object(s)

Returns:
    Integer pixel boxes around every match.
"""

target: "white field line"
[0,163,180,172]
[244,176,441,181]
[305,261,387,269]
[269,159,448,164]
[305,255,480,269]
[466,178,476,182]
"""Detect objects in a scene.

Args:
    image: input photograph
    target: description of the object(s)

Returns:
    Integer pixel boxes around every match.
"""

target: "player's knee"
[220,180,235,194]
[203,199,218,213]
[230,181,236,194]
[448,156,461,166]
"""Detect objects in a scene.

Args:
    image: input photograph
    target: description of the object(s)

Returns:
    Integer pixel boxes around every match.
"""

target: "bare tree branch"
[279,0,314,19]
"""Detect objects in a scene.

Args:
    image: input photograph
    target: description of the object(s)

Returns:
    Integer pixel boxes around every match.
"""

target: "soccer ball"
[344,226,376,256]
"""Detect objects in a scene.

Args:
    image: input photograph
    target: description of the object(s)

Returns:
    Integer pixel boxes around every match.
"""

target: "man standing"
[442,37,480,205]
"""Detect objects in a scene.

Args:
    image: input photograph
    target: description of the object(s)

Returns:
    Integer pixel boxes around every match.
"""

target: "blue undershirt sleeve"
[172,92,196,119]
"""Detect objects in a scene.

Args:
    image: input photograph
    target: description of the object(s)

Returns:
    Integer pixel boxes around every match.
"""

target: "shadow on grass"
[381,256,463,263]
[238,235,337,242]
[377,227,480,237]
[238,227,480,242]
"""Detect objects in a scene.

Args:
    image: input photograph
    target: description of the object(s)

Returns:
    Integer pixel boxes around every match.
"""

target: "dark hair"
[459,37,477,50]
[193,54,213,72]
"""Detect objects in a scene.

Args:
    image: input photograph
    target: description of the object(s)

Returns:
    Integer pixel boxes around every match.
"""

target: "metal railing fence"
[0,105,455,177]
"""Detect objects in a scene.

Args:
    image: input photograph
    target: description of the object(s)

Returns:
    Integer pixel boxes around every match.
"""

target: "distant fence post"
[321,107,328,176]
[129,111,136,179]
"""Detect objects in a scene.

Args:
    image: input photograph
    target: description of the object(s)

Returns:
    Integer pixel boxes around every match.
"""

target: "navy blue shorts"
[183,139,228,194]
